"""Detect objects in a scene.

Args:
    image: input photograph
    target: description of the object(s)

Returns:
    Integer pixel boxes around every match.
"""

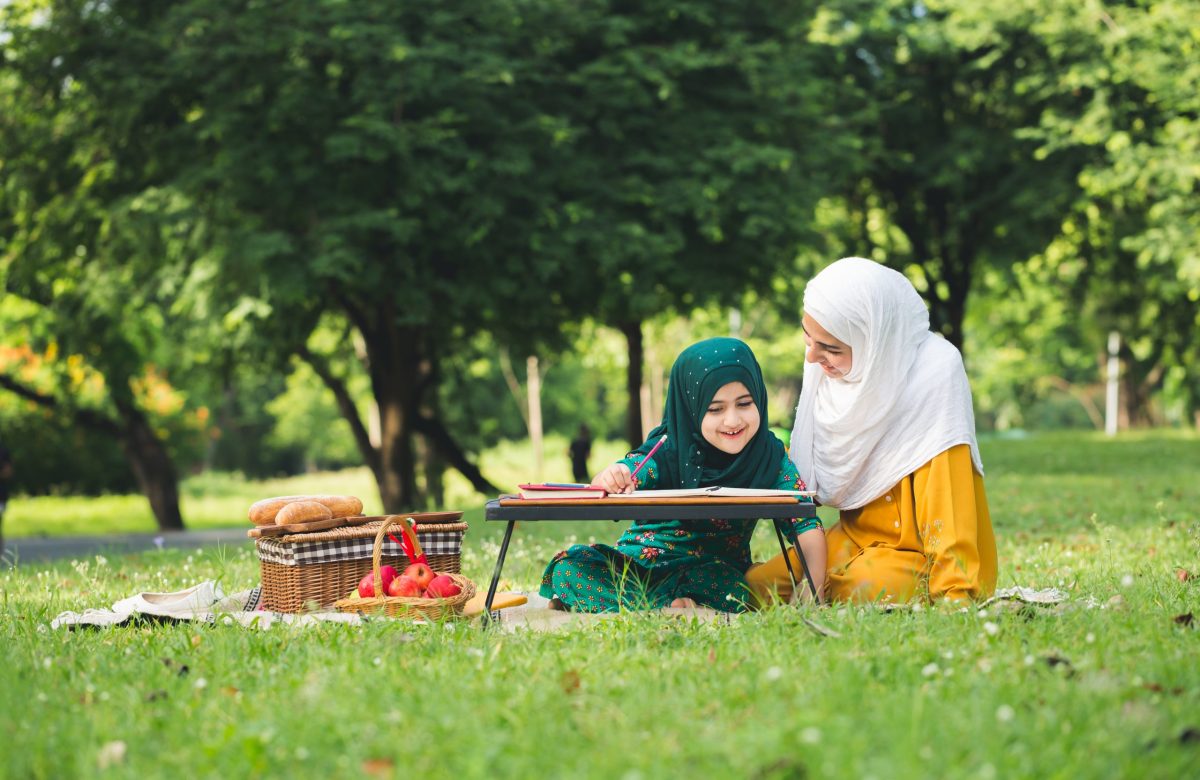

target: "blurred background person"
[568,424,592,484]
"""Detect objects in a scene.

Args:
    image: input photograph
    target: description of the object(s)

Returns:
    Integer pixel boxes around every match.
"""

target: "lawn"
[1,430,1197,778]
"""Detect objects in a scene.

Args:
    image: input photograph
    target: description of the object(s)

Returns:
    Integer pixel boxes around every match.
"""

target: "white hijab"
[790,257,983,510]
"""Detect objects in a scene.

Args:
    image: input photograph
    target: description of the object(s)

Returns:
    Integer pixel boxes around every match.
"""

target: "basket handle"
[371,516,402,597]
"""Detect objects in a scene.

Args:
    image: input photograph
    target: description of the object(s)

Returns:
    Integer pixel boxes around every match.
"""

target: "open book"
[624,486,815,499]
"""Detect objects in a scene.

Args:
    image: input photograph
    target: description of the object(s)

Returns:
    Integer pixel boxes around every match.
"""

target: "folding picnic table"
[482,496,820,619]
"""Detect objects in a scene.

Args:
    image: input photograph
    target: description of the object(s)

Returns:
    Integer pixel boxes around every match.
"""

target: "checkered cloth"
[255,530,464,566]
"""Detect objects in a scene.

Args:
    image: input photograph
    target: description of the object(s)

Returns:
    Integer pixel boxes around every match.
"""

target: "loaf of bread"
[248,494,365,525]
[274,500,334,526]
[248,495,309,526]
[310,495,364,519]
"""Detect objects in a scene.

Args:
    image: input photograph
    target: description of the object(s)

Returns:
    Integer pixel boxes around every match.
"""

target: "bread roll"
[248,495,310,526]
[275,500,334,526]
[310,495,364,519]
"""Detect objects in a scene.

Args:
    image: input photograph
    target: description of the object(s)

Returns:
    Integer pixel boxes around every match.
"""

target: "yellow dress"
[747,444,997,603]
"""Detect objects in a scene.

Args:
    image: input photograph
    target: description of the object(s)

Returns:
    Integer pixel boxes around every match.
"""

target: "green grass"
[2,430,1198,778]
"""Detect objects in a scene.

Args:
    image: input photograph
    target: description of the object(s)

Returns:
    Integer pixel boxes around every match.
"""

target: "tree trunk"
[372,362,422,513]
[618,320,645,449]
[114,398,184,531]
[306,314,499,507]
[526,355,543,481]
[0,373,185,531]
[421,437,446,509]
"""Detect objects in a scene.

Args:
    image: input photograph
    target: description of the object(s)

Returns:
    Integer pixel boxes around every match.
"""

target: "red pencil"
[628,434,668,488]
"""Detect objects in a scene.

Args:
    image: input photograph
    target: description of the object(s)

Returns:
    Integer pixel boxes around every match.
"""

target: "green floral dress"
[538,451,816,612]
[537,337,818,613]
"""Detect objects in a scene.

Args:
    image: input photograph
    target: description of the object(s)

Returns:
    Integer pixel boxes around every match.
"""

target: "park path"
[3,527,249,565]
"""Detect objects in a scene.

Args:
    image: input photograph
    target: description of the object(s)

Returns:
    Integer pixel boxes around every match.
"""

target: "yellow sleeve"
[912,444,997,601]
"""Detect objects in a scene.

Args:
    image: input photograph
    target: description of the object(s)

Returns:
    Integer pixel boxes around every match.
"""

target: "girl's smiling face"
[701,381,761,455]
[802,313,853,378]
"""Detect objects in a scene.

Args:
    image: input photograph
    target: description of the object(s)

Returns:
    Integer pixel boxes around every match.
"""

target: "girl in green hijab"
[538,337,824,612]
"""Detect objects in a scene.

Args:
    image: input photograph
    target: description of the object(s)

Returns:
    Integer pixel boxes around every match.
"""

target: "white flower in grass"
[983,621,999,636]
[42,657,52,669]
[373,657,383,667]
[97,741,126,769]
[921,662,939,677]
[801,727,821,744]
[995,704,1015,723]
[1024,655,1035,666]
[1086,632,1095,644]
[1120,574,1134,587]
[764,666,783,682]
[194,677,208,690]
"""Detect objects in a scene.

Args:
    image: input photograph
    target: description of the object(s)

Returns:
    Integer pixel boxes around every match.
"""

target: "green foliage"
[810,0,1101,346]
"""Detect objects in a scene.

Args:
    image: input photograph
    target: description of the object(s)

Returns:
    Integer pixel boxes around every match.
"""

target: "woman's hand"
[592,463,635,494]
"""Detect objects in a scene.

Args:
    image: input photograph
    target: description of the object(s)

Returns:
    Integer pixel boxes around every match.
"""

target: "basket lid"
[267,513,464,544]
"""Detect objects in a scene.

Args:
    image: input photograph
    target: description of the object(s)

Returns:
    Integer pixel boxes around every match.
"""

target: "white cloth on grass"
[790,257,983,510]
[50,580,364,629]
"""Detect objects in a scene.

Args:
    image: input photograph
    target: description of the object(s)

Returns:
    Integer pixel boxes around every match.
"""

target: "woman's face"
[701,381,761,455]
[802,313,853,378]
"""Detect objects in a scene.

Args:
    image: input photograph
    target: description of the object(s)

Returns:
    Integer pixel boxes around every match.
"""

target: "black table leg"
[482,520,516,624]
[773,520,801,595]
[773,520,821,604]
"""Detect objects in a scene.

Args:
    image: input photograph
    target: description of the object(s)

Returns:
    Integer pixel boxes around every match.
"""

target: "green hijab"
[633,337,786,490]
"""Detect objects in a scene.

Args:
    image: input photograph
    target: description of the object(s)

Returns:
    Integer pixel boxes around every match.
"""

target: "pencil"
[628,434,668,488]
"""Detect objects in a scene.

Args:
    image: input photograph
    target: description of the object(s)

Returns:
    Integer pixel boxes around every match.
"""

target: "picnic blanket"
[50,582,362,630]
[50,582,1072,632]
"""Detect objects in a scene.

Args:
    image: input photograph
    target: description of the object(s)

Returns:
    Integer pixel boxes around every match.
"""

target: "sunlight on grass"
[2,431,1197,778]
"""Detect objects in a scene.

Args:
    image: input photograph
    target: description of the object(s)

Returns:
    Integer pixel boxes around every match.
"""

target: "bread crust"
[248,494,364,525]
[310,495,364,519]
[248,495,309,526]
[274,500,334,526]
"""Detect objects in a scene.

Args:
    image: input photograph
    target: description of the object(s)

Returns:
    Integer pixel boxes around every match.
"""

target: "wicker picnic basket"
[255,512,467,613]
[334,516,476,620]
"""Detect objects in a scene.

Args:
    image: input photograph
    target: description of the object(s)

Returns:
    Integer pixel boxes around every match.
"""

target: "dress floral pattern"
[538,452,816,613]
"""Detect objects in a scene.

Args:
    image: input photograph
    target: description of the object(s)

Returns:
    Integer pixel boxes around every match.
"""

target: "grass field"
[1,430,1197,778]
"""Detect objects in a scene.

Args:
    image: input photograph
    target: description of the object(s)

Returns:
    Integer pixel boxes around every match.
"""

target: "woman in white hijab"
[748,257,997,603]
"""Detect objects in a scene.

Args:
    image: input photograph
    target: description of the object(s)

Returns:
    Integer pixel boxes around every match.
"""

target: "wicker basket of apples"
[334,515,476,620]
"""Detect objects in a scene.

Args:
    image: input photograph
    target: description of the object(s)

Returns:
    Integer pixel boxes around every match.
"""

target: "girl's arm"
[773,453,826,601]
[789,527,827,604]
[593,452,659,494]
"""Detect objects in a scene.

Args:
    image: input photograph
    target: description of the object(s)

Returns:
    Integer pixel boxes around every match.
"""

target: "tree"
[533,0,840,446]
[814,0,1099,350]
[1041,0,1200,426]
[0,3,214,529]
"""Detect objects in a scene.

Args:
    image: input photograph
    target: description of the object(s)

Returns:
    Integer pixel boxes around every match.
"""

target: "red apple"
[424,574,461,599]
[403,562,435,590]
[358,565,400,598]
[387,575,423,597]
[379,565,399,591]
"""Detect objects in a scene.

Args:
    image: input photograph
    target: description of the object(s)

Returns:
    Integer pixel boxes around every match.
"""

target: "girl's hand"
[592,463,635,494]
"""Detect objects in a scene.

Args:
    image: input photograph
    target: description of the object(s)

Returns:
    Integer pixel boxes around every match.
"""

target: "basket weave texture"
[334,516,476,620]
[256,515,465,613]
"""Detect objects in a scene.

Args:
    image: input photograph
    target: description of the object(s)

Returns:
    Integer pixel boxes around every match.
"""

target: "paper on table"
[623,486,815,499]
